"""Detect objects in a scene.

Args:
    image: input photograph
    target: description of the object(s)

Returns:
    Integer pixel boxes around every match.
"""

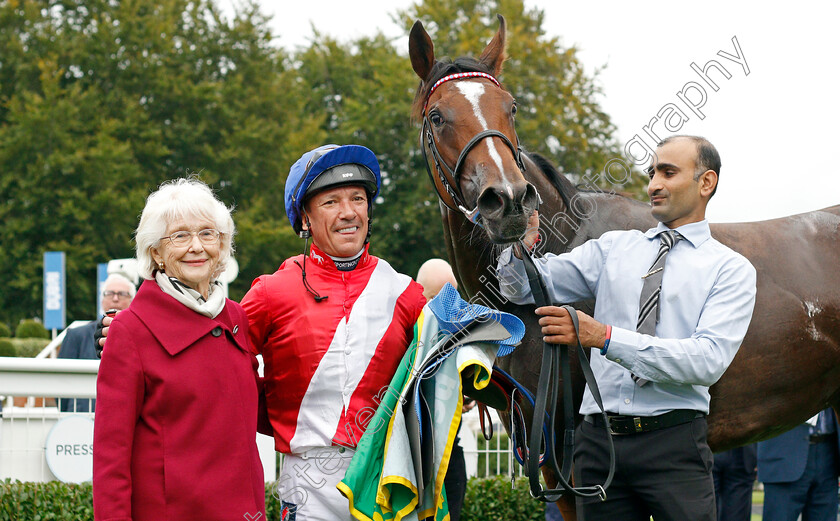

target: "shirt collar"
[308,242,371,271]
[644,219,710,248]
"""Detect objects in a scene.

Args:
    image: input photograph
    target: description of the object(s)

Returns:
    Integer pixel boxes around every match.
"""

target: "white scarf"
[154,271,226,318]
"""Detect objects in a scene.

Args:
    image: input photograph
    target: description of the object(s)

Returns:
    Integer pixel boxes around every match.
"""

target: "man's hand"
[94,313,116,358]
[535,306,607,348]
[513,210,540,259]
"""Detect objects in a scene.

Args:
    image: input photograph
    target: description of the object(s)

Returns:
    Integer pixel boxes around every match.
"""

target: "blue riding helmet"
[284,144,381,235]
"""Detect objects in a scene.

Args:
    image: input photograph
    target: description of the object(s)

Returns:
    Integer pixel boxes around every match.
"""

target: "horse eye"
[429,112,444,127]
[511,103,518,117]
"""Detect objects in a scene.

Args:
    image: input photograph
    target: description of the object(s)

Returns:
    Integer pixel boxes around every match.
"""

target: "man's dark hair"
[657,135,721,197]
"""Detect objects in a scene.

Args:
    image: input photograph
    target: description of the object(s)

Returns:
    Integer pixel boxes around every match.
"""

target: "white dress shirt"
[497,220,757,416]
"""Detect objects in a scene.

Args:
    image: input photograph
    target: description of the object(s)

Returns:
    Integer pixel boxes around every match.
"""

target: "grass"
[752,489,763,521]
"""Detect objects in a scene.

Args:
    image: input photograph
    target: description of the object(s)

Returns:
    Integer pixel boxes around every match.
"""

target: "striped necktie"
[632,230,682,386]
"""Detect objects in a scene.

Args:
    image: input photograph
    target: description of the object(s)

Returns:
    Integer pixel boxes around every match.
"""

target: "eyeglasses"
[160,228,221,247]
[103,290,132,299]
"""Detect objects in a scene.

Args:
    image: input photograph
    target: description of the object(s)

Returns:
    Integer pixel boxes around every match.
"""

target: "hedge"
[15,320,50,340]
[1,476,545,521]
[0,480,94,521]
[0,322,11,338]
[461,475,545,521]
[4,338,50,358]
[0,339,15,357]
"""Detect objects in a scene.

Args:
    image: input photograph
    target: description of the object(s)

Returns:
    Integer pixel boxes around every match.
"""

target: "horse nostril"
[521,184,539,210]
[477,187,506,219]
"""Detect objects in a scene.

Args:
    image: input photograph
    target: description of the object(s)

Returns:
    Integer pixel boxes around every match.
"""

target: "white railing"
[36,320,90,359]
[0,357,277,483]
[0,356,520,484]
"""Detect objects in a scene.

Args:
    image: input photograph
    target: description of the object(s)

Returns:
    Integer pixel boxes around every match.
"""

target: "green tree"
[0,0,638,322]
[0,0,298,321]
[289,33,446,276]
[396,0,647,195]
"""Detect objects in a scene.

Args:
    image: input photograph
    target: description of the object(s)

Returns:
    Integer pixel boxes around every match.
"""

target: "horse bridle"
[420,70,615,501]
[420,72,526,226]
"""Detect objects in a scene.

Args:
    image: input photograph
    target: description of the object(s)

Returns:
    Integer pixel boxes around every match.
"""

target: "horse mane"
[411,57,502,122]
[526,151,577,212]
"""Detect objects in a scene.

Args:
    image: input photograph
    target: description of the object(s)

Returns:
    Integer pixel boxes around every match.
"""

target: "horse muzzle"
[477,181,539,243]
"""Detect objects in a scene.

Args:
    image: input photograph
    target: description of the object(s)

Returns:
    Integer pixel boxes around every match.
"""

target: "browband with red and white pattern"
[423,72,500,114]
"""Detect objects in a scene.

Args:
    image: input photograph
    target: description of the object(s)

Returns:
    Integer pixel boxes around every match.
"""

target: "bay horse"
[409,15,840,519]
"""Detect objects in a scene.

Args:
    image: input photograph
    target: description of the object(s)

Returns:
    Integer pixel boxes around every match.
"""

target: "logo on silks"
[45,415,94,483]
[310,251,325,265]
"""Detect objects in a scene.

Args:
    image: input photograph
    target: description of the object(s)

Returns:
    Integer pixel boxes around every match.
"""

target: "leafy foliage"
[0,0,630,322]
[461,475,545,521]
[0,480,94,521]
[0,322,11,338]
[14,319,49,339]
[7,338,50,357]
[1,477,545,521]
[0,339,15,357]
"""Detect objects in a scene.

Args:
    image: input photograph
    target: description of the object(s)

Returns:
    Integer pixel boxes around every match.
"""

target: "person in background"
[417,258,457,302]
[417,257,472,521]
[93,178,266,521]
[757,407,839,521]
[713,444,758,521]
[58,273,135,413]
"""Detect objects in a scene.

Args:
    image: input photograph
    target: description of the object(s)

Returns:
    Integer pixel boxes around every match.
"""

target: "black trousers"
[575,416,716,521]
[444,435,467,521]
[713,446,756,521]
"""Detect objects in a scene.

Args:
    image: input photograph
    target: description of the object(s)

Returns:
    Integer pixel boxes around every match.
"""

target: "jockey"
[241,144,426,521]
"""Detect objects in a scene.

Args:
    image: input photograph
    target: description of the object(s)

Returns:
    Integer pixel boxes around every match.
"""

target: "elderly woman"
[93,178,265,520]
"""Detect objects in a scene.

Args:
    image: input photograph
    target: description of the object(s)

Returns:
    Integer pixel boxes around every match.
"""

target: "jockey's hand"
[535,306,607,348]
[94,311,117,358]
[462,397,476,414]
[513,210,540,259]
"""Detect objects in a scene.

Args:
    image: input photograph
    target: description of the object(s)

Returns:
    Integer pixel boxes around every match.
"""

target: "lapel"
[129,280,249,356]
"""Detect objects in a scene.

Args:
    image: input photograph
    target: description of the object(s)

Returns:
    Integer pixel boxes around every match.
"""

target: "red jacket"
[93,280,265,521]
[241,244,425,454]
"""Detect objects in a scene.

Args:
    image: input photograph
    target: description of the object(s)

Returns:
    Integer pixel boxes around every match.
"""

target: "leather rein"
[419,70,614,501]
[520,251,615,501]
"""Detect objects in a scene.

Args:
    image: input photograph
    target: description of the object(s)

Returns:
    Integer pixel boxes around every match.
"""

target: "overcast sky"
[244,1,840,224]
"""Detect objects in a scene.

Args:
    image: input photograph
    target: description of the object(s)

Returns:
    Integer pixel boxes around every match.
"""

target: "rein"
[520,250,615,501]
[420,72,526,225]
[418,70,615,500]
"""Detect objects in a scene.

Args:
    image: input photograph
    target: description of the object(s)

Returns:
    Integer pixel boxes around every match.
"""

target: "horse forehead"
[453,81,486,111]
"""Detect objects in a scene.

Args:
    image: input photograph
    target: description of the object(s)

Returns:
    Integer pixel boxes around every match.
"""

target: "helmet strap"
[299,215,312,239]
[294,234,328,303]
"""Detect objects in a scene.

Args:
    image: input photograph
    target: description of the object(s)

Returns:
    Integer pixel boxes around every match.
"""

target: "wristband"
[600,325,612,355]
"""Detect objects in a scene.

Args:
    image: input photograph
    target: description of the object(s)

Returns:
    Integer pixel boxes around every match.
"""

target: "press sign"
[45,415,94,483]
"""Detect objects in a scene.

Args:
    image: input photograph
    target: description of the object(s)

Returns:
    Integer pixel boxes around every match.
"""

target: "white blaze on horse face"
[454,81,513,190]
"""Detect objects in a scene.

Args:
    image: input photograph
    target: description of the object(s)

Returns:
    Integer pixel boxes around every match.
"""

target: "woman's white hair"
[135,177,235,280]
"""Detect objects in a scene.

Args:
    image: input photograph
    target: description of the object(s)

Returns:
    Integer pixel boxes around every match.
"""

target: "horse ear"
[478,14,507,77]
[409,20,436,80]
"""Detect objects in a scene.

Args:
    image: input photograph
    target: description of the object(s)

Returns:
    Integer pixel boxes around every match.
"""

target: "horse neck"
[441,207,509,308]
[439,172,655,305]
[562,190,657,248]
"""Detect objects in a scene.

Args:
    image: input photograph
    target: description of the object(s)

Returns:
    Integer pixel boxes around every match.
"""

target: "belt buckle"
[607,415,631,435]
[606,415,621,435]
[634,417,643,433]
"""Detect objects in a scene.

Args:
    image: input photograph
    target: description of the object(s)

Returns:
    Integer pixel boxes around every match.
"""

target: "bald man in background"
[416,258,458,301]
[416,258,473,521]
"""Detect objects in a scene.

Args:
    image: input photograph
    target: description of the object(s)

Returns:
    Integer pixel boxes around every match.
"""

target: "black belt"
[808,432,838,445]
[584,409,704,435]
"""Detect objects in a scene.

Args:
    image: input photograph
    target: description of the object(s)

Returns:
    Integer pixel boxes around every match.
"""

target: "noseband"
[420,72,526,225]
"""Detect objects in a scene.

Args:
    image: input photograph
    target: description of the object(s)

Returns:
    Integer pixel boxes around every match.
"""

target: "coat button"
[211,326,222,337]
